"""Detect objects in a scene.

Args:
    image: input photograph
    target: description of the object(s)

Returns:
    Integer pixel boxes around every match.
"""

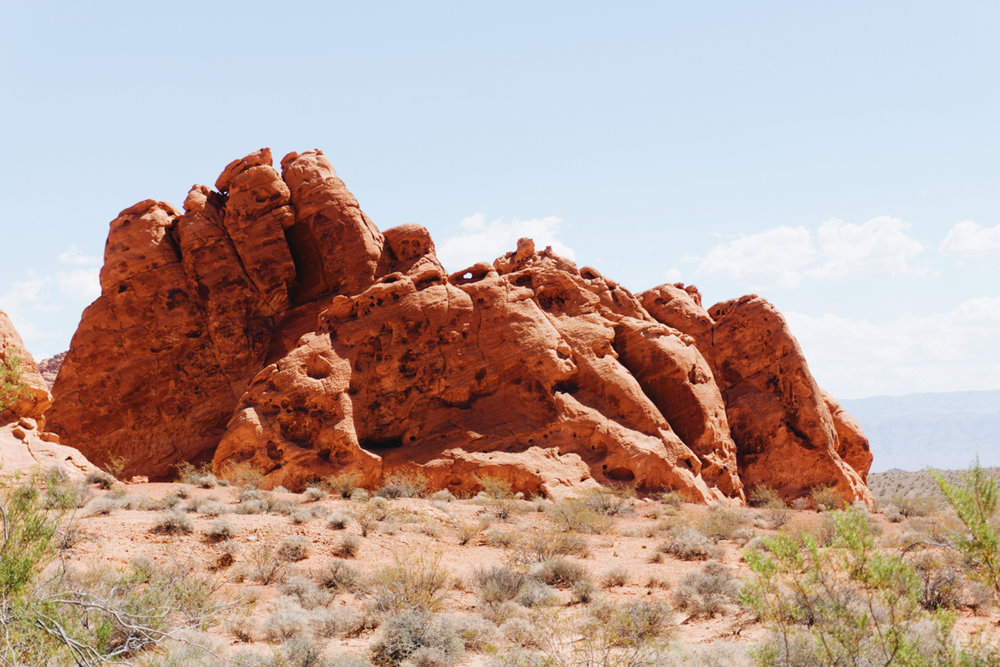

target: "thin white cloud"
[663,267,683,283]
[940,220,1000,259]
[436,213,575,271]
[786,296,1000,398]
[693,217,927,289]
[58,244,100,266]
[0,247,102,358]
[694,226,815,288]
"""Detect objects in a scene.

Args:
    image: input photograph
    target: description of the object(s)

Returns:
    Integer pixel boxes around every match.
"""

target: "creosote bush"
[671,561,739,618]
[276,535,312,562]
[372,552,449,613]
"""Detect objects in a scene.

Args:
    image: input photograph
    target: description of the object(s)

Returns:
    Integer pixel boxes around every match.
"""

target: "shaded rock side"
[47,149,385,479]
[639,285,873,505]
[214,239,743,500]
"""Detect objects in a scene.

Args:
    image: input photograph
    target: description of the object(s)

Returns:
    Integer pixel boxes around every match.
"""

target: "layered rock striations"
[48,149,873,504]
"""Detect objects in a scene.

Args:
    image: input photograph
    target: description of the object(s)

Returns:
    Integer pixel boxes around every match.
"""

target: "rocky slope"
[0,310,95,479]
[47,149,872,504]
[38,351,66,389]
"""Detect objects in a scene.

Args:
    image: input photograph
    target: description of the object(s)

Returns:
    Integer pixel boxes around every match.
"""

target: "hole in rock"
[360,436,404,453]
[553,379,579,395]
[605,467,635,482]
[117,284,128,294]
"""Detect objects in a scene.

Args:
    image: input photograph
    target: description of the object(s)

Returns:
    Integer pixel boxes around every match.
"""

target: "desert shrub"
[175,461,218,488]
[152,509,194,534]
[327,511,350,530]
[316,560,361,592]
[740,504,976,667]
[289,509,313,525]
[261,598,309,642]
[546,497,612,534]
[588,598,672,644]
[698,504,746,540]
[657,526,721,561]
[335,533,361,559]
[748,485,783,508]
[302,486,326,502]
[86,468,116,489]
[501,617,542,648]
[474,565,525,604]
[324,472,362,499]
[370,611,464,667]
[431,489,455,502]
[0,352,29,412]
[515,580,559,608]
[356,497,392,536]
[226,614,256,643]
[581,485,634,516]
[86,495,120,515]
[511,602,672,666]
[453,521,479,545]
[376,469,428,499]
[197,500,227,516]
[247,545,288,585]
[532,559,589,588]
[509,527,589,564]
[212,539,239,570]
[311,606,364,639]
[660,490,685,511]
[203,518,235,542]
[933,462,1000,605]
[0,483,225,665]
[277,535,312,562]
[671,561,739,618]
[279,576,332,610]
[484,525,518,548]
[600,567,629,588]
[809,485,843,511]
[372,552,449,613]
[234,499,267,515]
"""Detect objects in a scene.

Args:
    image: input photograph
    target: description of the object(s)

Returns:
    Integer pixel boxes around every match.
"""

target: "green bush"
[0,352,29,413]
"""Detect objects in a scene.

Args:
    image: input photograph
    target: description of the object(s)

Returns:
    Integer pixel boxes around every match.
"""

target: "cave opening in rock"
[359,435,404,452]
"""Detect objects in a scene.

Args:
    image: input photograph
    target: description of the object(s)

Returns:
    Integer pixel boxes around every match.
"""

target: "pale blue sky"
[2,1,998,398]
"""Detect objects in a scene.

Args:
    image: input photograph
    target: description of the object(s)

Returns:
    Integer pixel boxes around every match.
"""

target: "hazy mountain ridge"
[842,389,1000,472]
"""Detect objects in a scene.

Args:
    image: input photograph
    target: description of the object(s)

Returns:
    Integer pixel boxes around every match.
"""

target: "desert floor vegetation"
[1,466,999,665]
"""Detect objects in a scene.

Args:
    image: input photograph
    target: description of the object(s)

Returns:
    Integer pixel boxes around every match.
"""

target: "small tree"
[0,352,30,413]
[932,462,1000,604]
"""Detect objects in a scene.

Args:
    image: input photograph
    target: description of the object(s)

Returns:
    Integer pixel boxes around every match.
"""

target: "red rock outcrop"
[1,311,96,479]
[48,148,873,504]
[639,286,873,504]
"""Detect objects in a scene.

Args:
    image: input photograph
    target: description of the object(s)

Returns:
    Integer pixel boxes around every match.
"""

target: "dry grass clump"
[656,526,722,561]
[245,544,288,585]
[261,598,309,642]
[326,511,350,530]
[809,484,843,511]
[581,485,635,516]
[278,575,333,610]
[532,559,590,588]
[86,468,116,489]
[175,461,218,488]
[302,486,326,502]
[151,509,194,534]
[310,606,365,639]
[276,535,312,562]
[289,508,313,525]
[671,561,739,618]
[86,495,120,516]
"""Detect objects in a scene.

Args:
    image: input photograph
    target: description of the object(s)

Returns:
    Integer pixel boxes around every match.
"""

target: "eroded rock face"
[38,352,66,389]
[49,148,872,504]
[638,286,873,505]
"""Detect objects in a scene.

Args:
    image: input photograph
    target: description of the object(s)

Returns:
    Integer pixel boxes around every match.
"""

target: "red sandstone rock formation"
[1,311,96,479]
[38,352,66,389]
[48,148,873,504]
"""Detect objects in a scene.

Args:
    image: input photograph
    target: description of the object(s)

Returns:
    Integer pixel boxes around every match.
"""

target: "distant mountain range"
[841,389,1000,473]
